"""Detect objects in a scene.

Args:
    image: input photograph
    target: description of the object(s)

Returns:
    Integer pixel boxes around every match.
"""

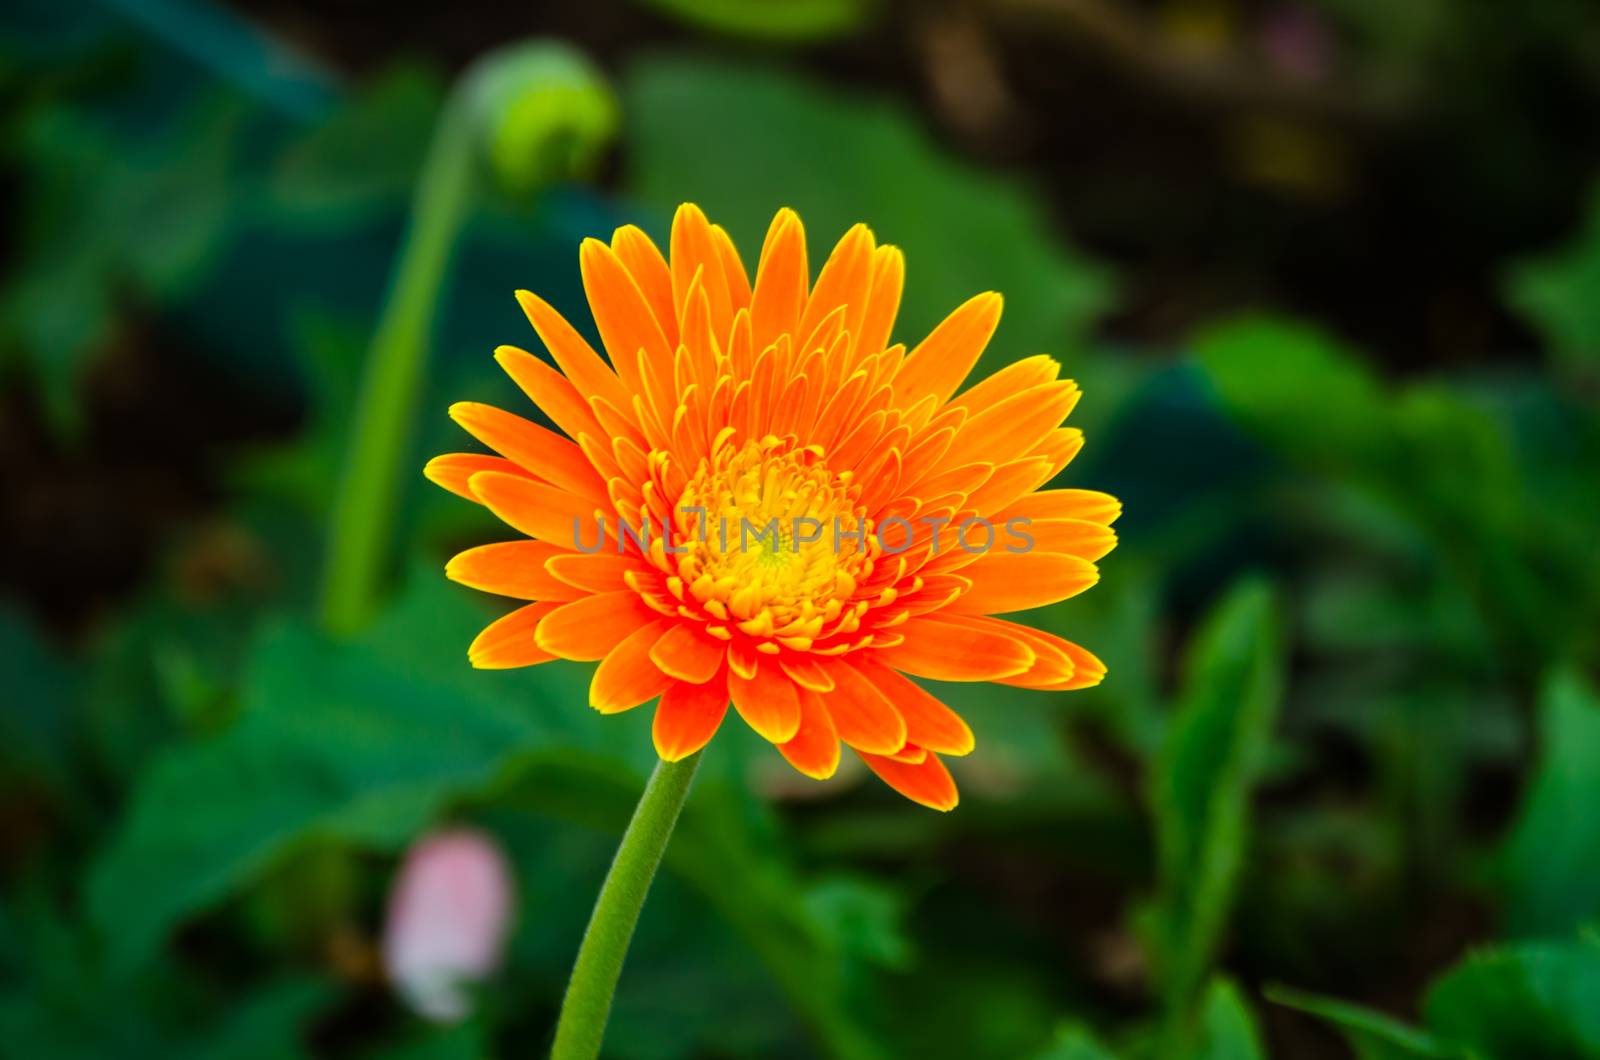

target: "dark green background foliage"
[3,0,1600,1056]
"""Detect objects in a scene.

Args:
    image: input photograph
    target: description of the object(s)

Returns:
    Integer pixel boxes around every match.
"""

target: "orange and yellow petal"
[728,659,802,744]
[874,614,1035,682]
[854,661,974,756]
[895,292,1002,408]
[648,624,725,684]
[468,472,602,545]
[946,552,1100,614]
[448,401,607,502]
[534,592,659,662]
[818,660,907,755]
[779,689,841,779]
[467,602,561,669]
[446,540,580,601]
[859,749,959,812]
[653,673,730,761]
[591,622,674,714]
[424,453,529,501]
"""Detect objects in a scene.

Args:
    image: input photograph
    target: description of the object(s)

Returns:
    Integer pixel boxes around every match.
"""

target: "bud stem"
[319,88,477,637]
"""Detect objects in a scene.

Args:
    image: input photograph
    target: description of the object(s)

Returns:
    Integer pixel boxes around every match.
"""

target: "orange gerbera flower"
[427,204,1118,810]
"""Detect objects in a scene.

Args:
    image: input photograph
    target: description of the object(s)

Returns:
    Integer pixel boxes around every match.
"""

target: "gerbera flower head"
[427,204,1118,810]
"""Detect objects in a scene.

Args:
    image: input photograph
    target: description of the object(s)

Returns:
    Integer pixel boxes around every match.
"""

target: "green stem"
[319,94,477,637]
[552,753,703,1060]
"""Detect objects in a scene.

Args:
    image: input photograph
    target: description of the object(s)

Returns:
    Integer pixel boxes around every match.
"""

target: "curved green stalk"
[318,43,616,636]
[319,98,475,636]
[551,753,703,1060]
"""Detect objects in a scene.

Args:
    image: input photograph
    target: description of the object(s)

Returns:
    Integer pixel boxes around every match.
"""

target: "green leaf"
[0,605,78,799]
[1032,1022,1123,1060]
[1187,979,1266,1060]
[362,1021,487,1060]
[0,889,334,1060]
[1,95,245,432]
[235,307,365,511]
[1266,985,1457,1060]
[269,65,442,223]
[624,55,1113,378]
[1192,315,1389,475]
[802,876,913,972]
[116,99,245,299]
[176,978,333,1060]
[86,573,605,968]
[1147,579,1285,1018]
[634,0,874,40]
[1423,936,1600,1059]
[1497,669,1600,937]
[1507,181,1600,373]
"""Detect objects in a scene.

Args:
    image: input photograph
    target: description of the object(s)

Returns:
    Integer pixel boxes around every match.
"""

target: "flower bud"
[383,828,514,1022]
[463,42,619,197]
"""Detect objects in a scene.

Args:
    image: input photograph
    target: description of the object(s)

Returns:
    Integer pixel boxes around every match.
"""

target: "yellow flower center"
[667,434,879,646]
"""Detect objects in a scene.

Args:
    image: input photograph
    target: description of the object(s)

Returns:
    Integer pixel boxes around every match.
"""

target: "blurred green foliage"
[1509,184,1600,377]
[1144,581,1282,1049]
[1495,670,1600,940]
[631,0,874,42]
[3,0,1600,1057]
[624,56,1116,393]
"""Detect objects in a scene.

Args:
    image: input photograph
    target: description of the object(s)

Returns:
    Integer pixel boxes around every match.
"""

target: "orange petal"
[750,208,808,352]
[1034,426,1085,479]
[1013,518,1117,562]
[954,381,1079,466]
[545,552,636,593]
[819,660,907,755]
[990,622,1077,688]
[449,402,606,502]
[895,292,1002,407]
[671,203,733,339]
[1056,639,1107,688]
[446,540,580,601]
[964,455,1056,518]
[859,749,959,811]
[424,453,528,501]
[779,655,835,692]
[728,658,802,743]
[798,223,875,355]
[975,618,1106,690]
[947,552,1100,614]
[779,689,841,779]
[950,353,1061,416]
[535,591,657,661]
[855,245,904,358]
[853,661,974,755]
[468,471,602,545]
[653,672,730,761]
[992,627,1107,694]
[468,602,560,669]
[611,224,678,345]
[873,614,1034,681]
[591,621,673,714]
[711,223,752,312]
[649,623,726,684]
[494,345,605,443]
[514,290,630,411]
[994,489,1122,526]
[883,743,928,764]
[579,238,671,394]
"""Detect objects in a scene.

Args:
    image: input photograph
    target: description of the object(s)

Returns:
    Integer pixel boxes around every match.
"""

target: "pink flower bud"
[383,828,514,1022]
[1260,4,1338,83]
